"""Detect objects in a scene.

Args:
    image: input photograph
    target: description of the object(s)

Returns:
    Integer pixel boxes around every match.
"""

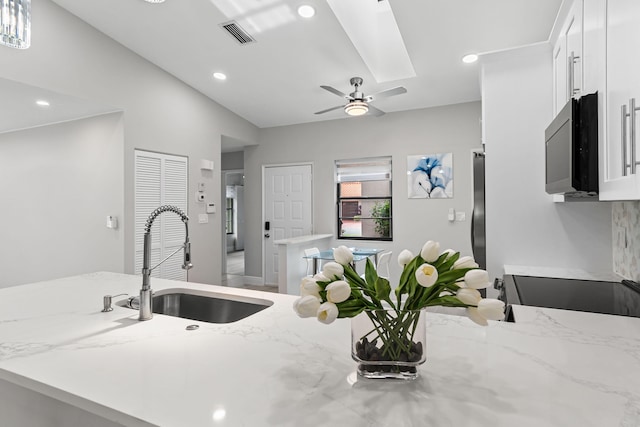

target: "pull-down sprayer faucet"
[139,205,192,321]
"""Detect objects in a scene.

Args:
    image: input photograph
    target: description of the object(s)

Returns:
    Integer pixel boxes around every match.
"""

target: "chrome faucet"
[139,205,193,321]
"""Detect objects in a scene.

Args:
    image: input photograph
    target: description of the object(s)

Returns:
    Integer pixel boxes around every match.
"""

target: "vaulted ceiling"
[2,0,563,134]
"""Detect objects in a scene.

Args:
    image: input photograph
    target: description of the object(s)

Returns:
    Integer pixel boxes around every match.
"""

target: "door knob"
[264,233,270,238]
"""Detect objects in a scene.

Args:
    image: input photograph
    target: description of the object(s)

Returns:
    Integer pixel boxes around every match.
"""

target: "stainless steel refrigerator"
[471,151,486,296]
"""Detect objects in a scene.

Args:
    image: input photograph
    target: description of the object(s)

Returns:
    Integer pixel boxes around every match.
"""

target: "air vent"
[220,21,256,45]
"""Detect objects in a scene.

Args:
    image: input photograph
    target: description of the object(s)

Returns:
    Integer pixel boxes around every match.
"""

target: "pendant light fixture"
[0,0,31,49]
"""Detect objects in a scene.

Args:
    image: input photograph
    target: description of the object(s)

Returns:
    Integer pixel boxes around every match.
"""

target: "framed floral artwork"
[407,153,453,198]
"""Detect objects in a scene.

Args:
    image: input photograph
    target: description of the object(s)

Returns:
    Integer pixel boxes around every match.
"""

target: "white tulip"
[465,307,488,326]
[415,263,438,287]
[441,249,456,260]
[293,295,321,318]
[313,272,329,282]
[420,240,440,263]
[322,262,344,280]
[463,269,490,290]
[453,256,479,270]
[317,301,339,324]
[465,299,505,326]
[398,249,414,267]
[325,280,351,303]
[333,245,354,265]
[300,277,321,298]
[456,288,481,305]
[478,299,505,321]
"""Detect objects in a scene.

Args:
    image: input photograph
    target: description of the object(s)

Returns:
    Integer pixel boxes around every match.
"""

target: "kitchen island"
[0,272,639,426]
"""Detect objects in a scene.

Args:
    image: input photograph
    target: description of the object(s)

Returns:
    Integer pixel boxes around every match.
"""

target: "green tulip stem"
[361,309,421,361]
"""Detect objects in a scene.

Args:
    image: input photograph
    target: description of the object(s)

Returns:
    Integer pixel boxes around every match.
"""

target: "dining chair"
[376,251,392,279]
[304,247,320,276]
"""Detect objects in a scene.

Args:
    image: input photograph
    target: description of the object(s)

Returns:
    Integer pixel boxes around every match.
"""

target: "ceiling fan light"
[344,101,368,116]
[0,0,31,49]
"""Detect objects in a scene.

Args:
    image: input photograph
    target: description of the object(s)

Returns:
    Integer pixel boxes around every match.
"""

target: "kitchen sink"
[121,288,273,324]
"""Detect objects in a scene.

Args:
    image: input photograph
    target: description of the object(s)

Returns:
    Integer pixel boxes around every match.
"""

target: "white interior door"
[264,164,312,285]
[135,150,188,281]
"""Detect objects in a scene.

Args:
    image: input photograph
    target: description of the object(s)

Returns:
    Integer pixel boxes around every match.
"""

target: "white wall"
[221,151,244,171]
[481,43,613,285]
[0,0,259,286]
[245,102,483,285]
[0,114,124,287]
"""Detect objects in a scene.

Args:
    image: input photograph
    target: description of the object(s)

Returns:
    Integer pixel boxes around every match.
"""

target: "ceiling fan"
[315,77,407,117]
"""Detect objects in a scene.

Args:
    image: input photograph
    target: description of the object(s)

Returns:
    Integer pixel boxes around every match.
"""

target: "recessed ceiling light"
[298,5,315,18]
[462,54,479,64]
[36,100,50,107]
[213,72,227,80]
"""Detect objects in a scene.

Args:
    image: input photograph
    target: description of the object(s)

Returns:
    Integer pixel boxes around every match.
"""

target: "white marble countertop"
[1,272,639,427]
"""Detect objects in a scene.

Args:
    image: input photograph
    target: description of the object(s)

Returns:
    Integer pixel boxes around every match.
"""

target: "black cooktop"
[509,275,640,318]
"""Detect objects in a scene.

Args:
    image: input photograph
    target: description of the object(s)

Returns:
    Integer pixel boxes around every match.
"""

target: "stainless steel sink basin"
[121,288,273,324]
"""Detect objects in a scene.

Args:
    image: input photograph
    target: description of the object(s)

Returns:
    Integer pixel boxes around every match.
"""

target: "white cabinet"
[600,0,640,200]
[550,0,640,200]
[553,0,583,116]
[582,0,606,94]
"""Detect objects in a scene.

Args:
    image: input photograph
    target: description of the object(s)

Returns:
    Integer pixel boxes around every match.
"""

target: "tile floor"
[222,251,278,294]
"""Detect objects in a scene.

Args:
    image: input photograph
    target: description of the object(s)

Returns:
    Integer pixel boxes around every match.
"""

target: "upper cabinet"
[552,0,583,116]
[554,0,640,200]
[600,0,640,200]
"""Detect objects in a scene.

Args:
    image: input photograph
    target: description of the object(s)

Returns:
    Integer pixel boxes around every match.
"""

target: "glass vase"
[351,308,426,380]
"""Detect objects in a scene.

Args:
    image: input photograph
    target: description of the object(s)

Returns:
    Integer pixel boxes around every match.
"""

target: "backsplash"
[612,201,640,281]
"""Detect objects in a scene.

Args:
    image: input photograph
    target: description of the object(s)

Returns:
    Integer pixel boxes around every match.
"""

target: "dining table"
[303,247,385,275]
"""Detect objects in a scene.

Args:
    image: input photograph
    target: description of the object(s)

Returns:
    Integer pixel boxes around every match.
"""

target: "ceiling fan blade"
[367,105,385,117]
[314,105,344,115]
[368,86,407,101]
[320,85,353,100]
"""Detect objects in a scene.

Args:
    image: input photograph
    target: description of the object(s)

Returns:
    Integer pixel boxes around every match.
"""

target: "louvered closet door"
[134,150,188,281]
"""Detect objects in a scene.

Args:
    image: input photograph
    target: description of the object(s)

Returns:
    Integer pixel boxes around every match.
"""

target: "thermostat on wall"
[206,203,216,214]
[200,159,214,171]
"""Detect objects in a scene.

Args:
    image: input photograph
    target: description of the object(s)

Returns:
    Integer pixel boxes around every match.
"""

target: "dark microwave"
[545,92,598,195]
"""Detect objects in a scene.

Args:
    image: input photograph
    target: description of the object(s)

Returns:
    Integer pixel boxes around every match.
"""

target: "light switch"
[448,208,455,222]
[198,214,208,224]
[206,203,216,214]
[106,215,118,229]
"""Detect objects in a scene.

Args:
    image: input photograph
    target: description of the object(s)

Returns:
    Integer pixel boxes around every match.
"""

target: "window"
[226,197,234,234]
[336,157,392,241]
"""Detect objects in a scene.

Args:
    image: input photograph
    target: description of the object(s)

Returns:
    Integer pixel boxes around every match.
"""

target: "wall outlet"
[455,211,466,222]
[198,214,208,224]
